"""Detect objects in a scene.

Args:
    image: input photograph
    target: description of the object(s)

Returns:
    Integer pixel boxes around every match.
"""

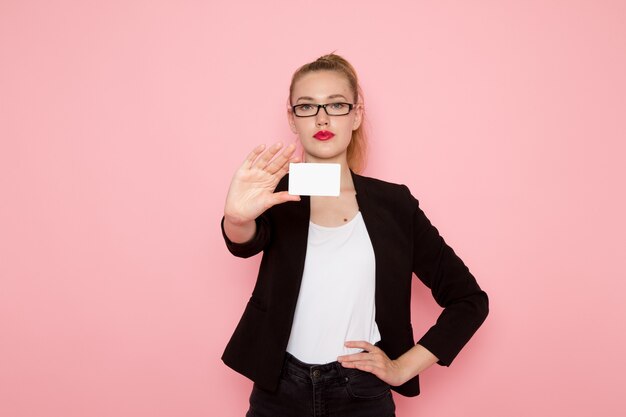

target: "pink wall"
[2,1,625,416]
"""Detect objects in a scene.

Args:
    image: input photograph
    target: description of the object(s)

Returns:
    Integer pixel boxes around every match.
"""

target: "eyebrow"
[295,94,349,103]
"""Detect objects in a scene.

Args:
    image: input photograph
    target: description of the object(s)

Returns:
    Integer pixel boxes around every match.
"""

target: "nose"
[315,108,329,126]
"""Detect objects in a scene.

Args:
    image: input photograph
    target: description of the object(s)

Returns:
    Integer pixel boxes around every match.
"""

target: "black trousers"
[246,353,396,417]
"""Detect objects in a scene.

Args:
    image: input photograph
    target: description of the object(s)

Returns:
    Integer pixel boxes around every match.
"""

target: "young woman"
[221,54,489,417]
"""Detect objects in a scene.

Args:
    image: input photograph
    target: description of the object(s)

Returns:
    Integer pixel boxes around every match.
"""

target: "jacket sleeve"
[220,213,271,259]
[410,194,489,366]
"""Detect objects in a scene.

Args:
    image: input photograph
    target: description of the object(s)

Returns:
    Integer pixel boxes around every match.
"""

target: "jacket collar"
[350,170,368,199]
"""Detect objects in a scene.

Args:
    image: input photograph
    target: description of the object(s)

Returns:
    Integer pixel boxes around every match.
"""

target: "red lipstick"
[313,130,335,141]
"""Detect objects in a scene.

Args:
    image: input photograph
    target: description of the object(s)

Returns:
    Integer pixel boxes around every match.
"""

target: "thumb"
[268,191,301,208]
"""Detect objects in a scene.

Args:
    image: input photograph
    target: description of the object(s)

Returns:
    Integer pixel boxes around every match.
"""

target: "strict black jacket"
[221,171,488,397]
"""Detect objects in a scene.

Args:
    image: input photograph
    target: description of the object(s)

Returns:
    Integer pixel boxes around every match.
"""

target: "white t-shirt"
[286,212,381,364]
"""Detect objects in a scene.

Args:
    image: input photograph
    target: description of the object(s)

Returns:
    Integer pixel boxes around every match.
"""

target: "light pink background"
[2,1,625,416]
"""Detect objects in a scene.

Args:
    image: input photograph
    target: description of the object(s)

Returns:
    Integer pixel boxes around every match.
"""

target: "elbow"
[476,290,489,325]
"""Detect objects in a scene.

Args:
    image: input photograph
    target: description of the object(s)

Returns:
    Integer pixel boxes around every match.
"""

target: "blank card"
[288,163,340,196]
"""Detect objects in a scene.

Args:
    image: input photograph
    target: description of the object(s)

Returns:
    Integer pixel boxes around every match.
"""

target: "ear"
[287,108,298,134]
[352,103,363,130]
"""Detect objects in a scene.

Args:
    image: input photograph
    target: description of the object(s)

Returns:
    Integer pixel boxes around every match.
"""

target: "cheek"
[293,117,315,134]
[340,117,358,133]
[291,123,302,135]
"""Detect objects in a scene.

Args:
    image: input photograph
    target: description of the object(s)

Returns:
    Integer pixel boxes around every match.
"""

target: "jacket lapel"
[351,172,387,310]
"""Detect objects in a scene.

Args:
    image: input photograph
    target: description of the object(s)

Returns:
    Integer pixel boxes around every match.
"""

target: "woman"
[221,54,489,417]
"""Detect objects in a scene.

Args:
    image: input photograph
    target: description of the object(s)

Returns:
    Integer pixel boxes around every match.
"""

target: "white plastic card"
[288,163,340,196]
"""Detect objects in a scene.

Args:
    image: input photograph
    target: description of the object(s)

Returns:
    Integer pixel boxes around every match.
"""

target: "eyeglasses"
[291,102,354,117]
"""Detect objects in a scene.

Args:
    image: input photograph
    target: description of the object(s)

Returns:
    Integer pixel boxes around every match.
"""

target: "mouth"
[313,130,335,141]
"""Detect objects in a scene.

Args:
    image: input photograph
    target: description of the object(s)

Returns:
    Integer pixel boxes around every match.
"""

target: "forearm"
[394,344,439,383]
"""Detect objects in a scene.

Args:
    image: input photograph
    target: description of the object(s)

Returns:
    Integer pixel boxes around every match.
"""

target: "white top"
[286,212,381,364]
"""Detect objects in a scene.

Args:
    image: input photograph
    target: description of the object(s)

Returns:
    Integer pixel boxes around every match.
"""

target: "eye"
[330,103,347,110]
[299,104,313,111]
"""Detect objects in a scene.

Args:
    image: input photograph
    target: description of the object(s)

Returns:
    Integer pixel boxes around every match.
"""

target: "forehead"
[292,70,353,100]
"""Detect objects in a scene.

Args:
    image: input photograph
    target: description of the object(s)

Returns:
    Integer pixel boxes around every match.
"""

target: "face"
[288,70,362,165]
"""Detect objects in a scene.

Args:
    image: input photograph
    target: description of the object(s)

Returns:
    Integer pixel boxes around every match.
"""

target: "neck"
[340,164,354,191]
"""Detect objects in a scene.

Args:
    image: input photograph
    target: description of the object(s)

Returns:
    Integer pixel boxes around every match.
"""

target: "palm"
[225,143,299,224]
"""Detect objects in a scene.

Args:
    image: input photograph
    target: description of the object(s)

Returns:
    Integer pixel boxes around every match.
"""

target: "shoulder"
[352,172,417,209]
[354,173,407,191]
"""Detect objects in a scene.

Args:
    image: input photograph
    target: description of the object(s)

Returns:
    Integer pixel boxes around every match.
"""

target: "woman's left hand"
[337,341,410,387]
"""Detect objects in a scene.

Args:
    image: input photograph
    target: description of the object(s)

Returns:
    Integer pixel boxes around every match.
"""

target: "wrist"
[223,214,256,244]
[393,344,438,383]
[392,357,417,385]
[223,211,253,227]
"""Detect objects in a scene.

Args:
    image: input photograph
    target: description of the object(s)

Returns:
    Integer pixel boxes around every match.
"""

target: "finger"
[244,144,266,168]
[252,142,283,170]
[344,341,376,352]
[337,352,372,363]
[276,154,301,177]
[340,360,377,373]
[266,143,296,175]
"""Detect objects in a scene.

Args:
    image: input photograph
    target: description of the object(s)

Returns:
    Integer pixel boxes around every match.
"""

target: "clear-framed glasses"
[291,102,354,117]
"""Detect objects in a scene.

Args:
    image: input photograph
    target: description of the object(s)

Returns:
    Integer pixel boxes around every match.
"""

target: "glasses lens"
[326,103,351,115]
[294,104,317,117]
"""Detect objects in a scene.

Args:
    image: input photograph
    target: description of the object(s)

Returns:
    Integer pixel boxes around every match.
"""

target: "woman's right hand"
[223,143,300,242]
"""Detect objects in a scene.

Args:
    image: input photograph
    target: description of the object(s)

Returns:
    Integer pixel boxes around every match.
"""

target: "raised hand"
[223,142,300,242]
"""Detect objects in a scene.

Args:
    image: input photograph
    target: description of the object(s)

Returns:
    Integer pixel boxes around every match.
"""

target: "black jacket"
[220,171,488,397]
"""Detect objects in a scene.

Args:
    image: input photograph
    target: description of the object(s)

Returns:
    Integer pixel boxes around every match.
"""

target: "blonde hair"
[289,54,368,173]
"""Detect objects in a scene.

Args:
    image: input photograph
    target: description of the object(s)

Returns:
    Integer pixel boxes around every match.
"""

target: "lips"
[313,130,335,141]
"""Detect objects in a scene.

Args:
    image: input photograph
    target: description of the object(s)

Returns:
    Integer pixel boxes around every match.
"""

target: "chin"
[304,151,348,164]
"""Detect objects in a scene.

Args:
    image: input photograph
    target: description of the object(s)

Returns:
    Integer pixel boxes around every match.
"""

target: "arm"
[339,190,488,384]
[410,195,489,366]
[221,142,300,251]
